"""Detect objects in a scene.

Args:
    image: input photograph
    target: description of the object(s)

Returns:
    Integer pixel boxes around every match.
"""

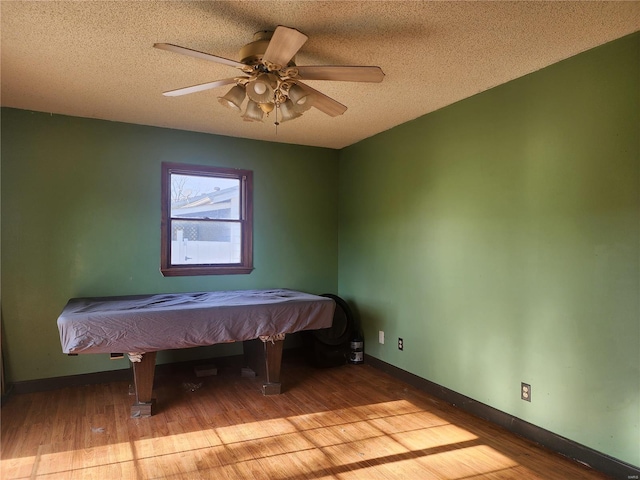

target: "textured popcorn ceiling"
[2,1,639,149]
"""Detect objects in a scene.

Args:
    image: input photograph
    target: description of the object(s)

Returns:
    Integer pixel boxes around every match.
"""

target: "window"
[161,162,253,276]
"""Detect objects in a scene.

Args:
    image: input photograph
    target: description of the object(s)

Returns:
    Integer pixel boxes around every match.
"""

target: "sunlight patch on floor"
[2,399,523,480]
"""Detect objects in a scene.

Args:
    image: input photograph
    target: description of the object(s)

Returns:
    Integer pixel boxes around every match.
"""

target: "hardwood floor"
[1,355,611,479]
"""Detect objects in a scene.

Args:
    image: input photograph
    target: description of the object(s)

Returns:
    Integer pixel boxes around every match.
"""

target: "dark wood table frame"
[130,337,284,418]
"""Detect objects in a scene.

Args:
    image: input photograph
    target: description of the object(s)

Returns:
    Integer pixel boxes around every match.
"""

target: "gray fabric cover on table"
[57,289,335,354]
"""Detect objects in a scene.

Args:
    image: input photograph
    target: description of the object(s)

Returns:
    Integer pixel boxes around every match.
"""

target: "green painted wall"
[2,33,638,469]
[338,33,639,466]
[1,109,339,382]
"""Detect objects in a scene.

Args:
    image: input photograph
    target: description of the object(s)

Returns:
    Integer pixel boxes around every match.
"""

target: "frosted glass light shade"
[288,84,313,111]
[217,85,246,111]
[246,74,276,103]
[242,100,264,122]
[278,100,302,123]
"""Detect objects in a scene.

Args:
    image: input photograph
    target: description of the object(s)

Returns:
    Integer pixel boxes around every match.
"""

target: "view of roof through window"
[170,174,240,220]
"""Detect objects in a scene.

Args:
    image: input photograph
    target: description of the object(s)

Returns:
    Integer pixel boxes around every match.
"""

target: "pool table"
[57,289,335,417]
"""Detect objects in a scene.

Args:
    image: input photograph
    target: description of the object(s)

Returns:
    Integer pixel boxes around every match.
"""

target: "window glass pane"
[171,220,242,265]
[170,174,240,220]
[161,162,252,276]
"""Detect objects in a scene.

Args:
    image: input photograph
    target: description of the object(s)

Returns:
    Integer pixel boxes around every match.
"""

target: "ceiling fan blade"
[154,43,245,69]
[262,26,308,68]
[296,65,385,83]
[162,78,239,97]
[298,83,347,117]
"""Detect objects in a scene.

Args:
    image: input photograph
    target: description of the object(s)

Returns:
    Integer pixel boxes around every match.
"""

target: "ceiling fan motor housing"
[239,30,296,67]
[240,31,272,65]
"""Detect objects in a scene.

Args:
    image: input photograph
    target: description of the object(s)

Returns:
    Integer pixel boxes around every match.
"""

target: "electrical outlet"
[398,338,404,350]
[521,382,531,402]
[379,331,385,344]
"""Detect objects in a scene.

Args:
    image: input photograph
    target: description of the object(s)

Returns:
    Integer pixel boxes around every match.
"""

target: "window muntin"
[161,163,253,276]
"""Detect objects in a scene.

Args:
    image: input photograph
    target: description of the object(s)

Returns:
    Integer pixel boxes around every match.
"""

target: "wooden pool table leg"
[131,351,156,417]
[242,337,284,395]
[262,338,283,395]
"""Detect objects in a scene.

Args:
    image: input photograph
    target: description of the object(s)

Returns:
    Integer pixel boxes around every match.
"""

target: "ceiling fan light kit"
[154,25,384,126]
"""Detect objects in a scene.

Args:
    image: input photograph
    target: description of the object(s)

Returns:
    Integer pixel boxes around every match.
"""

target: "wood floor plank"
[1,356,613,479]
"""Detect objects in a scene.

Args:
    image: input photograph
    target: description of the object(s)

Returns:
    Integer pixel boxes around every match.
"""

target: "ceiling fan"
[154,26,384,124]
